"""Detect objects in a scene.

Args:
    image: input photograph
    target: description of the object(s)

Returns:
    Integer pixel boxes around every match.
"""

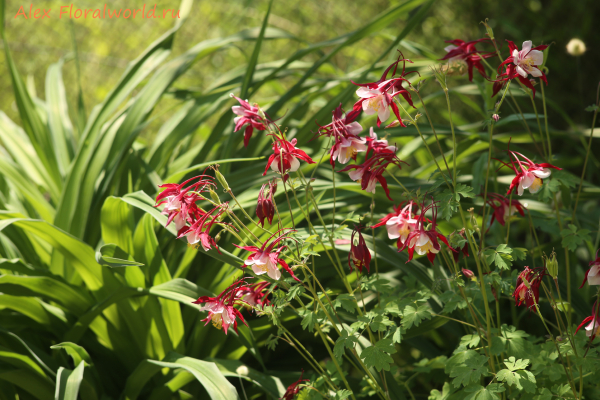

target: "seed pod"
[215,170,230,192]
[209,189,221,204]
[547,251,559,279]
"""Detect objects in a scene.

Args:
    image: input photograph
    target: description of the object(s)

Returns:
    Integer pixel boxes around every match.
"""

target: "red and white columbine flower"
[440,38,496,81]
[372,201,417,249]
[493,40,548,97]
[366,128,398,156]
[178,203,231,253]
[579,250,600,288]
[155,175,215,235]
[484,193,525,230]
[576,304,600,340]
[348,225,371,273]
[281,371,309,400]
[513,266,545,310]
[235,229,301,282]
[231,94,268,147]
[398,198,454,263]
[238,281,272,309]
[340,152,407,201]
[352,55,417,127]
[256,180,277,227]
[264,138,315,182]
[498,146,561,196]
[318,105,366,167]
[192,279,249,335]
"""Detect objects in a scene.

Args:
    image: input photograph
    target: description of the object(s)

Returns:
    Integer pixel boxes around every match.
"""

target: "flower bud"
[385,120,402,128]
[462,268,475,279]
[566,38,586,56]
[547,251,558,279]
[492,114,500,122]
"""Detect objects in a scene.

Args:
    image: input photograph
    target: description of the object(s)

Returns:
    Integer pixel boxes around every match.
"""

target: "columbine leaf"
[360,339,397,372]
[503,356,530,371]
[334,294,356,313]
[561,224,591,251]
[401,304,432,329]
[585,104,599,112]
[537,178,560,202]
[333,329,358,360]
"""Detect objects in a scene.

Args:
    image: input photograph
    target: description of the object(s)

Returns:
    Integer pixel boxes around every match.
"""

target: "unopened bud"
[547,251,559,279]
[492,114,500,122]
[209,189,221,204]
[529,78,538,87]
[566,38,586,56]
[385,120,402,128]
[256,106,267,121]
[462,268,475,279]
[214,230,222,243]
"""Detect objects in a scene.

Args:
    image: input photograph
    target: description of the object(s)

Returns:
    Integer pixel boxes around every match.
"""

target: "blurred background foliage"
[2,0,599,134]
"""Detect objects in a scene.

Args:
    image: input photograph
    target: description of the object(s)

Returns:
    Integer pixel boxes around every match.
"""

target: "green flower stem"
[509,90,547,159]
[299,266,343,334]
[572,84,599,219]
[458,204,497,374]
[442,87,458,186]
[394,99,453,190]
[480,80,511,252]
[505,190,514,244]
[414,90,452,177]
[540,81,552,158]
[227,188,274,237]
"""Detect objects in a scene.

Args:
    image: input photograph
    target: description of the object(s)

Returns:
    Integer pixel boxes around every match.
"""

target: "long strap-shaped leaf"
[53,0,193,238]
[123,352,239,400]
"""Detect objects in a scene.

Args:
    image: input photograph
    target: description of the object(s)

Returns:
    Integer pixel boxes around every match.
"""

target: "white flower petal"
[529,68,543,77]
[522,40,532,53]
[529,49,544,65]
[516,66,528,78]
[346,122,363,136]
[288,156,301,172]
[531,168,551,179]
[521,173,535,189]
[356,87,380,98]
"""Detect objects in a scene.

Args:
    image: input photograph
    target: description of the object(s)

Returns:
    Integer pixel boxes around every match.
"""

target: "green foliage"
[561,224,591,251]
[360,339,397,372]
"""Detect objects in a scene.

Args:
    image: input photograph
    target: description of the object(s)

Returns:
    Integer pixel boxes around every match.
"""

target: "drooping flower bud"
[348,225,371,273]
[462,268,475,279]
[492,114,500,122]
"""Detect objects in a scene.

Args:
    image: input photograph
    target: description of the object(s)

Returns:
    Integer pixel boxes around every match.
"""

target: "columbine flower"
[281,371,309,400]
[398,198,455,264]
[231,94,267,147]
[372,201,417,249]
[513,266,545,310]
[579,250,600,288]
[348,225,371,273]
[238,281,272,309]
[192,279,249,335]
[317,104,366,167]
[484,193,525,230]
[497,145,561,196]
[351,54,418,127]
[256,180,277,227]
[366,127,398,156]
[340,152,407,201]
[155,175,215,234]
[493,40,548,97]
[235,229,301,282]
[440,38,496,81]
[179,203,231,253]
[264,138,315,182]
[576,309,600,340]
